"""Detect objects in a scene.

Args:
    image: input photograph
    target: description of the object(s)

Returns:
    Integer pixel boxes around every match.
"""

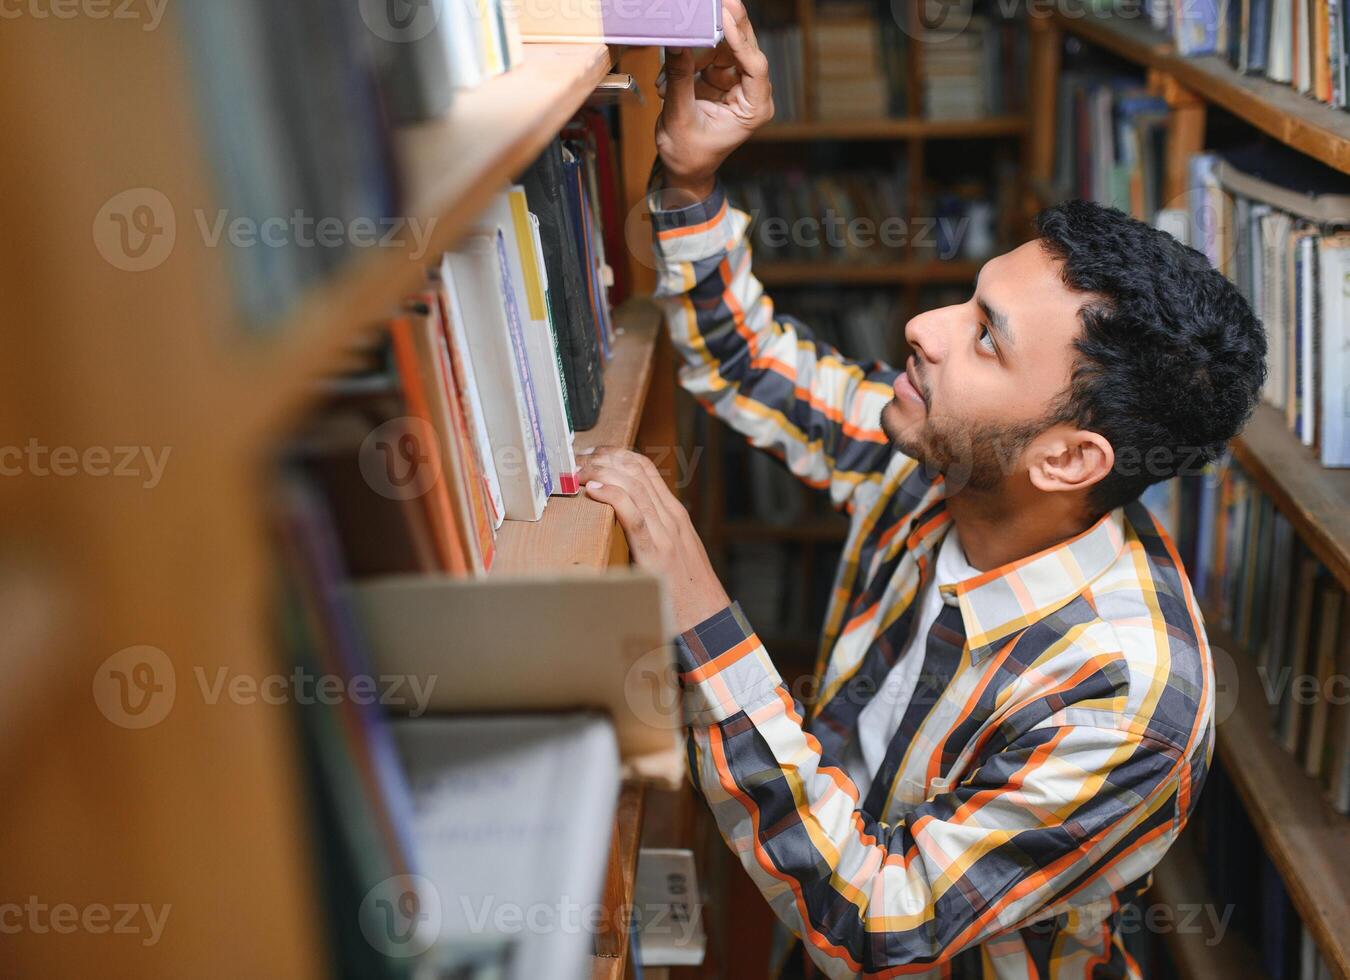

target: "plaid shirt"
[649,183,1215,979]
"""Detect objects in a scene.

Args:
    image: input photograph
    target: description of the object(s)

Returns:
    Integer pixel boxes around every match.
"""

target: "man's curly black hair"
[1033,200,1267,516]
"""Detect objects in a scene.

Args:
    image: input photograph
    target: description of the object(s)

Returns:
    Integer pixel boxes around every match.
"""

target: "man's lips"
[894,358,926,408]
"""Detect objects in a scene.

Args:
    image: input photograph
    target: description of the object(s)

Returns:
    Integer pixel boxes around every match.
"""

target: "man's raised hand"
[654,0,774,202]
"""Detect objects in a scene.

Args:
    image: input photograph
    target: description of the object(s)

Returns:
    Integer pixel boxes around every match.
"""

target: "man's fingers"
[583,481,656,554]
[720,0,771,108]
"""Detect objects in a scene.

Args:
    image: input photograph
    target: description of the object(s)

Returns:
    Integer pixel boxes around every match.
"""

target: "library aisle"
[1,0,1348,978]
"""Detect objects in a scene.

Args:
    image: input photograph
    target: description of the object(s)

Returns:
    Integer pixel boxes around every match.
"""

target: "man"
[578,3,1266,976]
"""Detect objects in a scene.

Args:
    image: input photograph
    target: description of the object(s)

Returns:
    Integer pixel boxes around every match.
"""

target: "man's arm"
[576,443,1197,974]
[650,3,902,514]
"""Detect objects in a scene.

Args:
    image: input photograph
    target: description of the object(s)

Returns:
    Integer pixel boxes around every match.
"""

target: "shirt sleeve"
[675,603,1192,978]
[649,182,902,513]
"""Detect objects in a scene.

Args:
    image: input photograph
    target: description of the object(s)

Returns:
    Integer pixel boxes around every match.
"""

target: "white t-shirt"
[843,527,979,799]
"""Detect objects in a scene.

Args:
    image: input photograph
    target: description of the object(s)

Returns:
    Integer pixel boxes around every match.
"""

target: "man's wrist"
[662,171,717,203]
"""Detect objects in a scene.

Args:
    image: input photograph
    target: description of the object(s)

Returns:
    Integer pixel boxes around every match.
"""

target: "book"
[389,313,473,575]
[1317,235,1350,466]
[448,232,551,521]
[434,256,507,530]
[347,570,684,782]
[480,189,580,496]
[520,138,605,431]
[1304,583,1344,777]
[511,0,723,44]
[393,714,621,980]
[633,849,707,967]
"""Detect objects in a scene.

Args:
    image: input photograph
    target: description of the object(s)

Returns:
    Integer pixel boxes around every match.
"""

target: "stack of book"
[1176,148,1350,466]
[1051,71,1170,218]
[812,12,898,119]
[273,475,623,979]
[297,126,621,577]
[1183,459,1350,812]
[724,165,910,265]
[1151,0,1350,110]
[918,16,1026,119]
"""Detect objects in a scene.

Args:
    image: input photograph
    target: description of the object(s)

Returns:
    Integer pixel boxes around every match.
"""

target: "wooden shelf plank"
[242,43,615,437]
[1053,11,1350,174]
[1230,404,1350,594]
[1148,836,1264,980]
[1208,622,1350,977]
[592,782,648,980]
[756,259,982,286]
[752,116,1027,141]
[491,300,662,575]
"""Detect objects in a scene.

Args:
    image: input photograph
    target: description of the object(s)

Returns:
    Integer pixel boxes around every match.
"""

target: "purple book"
[513,0,722,45]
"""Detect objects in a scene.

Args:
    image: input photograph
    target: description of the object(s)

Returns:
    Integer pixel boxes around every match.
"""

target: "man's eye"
[977,324,996,352]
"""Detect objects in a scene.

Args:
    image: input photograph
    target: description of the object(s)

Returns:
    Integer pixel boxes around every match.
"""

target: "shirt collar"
[937,509,1127,664]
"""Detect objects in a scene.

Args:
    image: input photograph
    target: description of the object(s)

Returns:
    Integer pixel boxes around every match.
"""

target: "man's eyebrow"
[977,298,1013,349]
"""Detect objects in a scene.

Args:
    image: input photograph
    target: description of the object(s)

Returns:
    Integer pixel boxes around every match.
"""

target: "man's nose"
[905,309,947,365]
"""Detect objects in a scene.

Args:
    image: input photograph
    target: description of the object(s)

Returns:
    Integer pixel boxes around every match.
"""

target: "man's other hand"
[655,0,775,203]
[579,447,731,634]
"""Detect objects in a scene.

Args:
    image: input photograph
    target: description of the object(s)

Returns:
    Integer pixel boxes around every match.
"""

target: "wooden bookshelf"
[493,301,661,575]
[593,781,648,980]
[245,42,617,436]
[756,259,982,286]
[1230,405,1350,595]
[1048,11,1350,175]
[1148,836,1265,980]
[1207,622,1350,977]
[752,116,1027,141]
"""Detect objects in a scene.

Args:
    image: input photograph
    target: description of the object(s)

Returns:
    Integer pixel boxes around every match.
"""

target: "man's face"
[880,240,1088,491]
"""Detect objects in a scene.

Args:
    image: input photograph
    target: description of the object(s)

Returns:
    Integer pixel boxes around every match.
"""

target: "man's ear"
[1025,426,1114,495]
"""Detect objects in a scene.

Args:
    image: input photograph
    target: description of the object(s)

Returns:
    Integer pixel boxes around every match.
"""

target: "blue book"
[495,232,554,498]
[1174,0,1220,54]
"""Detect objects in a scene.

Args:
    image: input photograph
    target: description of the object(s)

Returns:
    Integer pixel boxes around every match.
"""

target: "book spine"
[495,232,555,498]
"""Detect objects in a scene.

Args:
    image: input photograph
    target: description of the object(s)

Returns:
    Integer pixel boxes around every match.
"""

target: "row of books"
[298,129,621,577]
[274,472,625,980]
[918,16,1029,120]
[1191,759,1334,979]
[1149,0,1350,111]
[1178,146,1350,467]
[1185,459,1350,814]
[1051,71,1169,220]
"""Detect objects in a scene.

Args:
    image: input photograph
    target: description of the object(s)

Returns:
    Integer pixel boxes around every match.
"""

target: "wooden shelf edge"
[491,300,662,575]
[1148,837,1264,980]
[592,781,648,980]
[756,259,982,286]
[1053,11,1350,175]
[1230,404,1350,594]
[240,43,616,440]
[1208,622,1350,977]
[752,115,1028,141]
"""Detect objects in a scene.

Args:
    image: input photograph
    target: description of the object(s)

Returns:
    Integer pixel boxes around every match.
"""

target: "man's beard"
[881,398,1044,494]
